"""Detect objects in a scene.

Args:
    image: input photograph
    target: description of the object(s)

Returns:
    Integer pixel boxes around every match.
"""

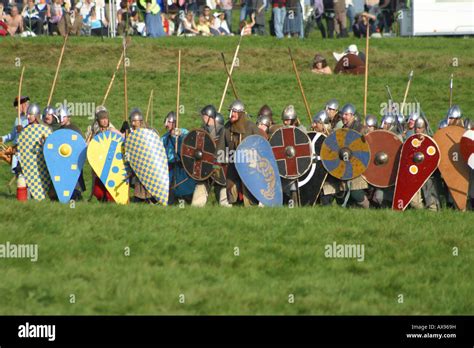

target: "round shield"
[181,129,216,181]
[269,126,312,179]
[320,128,370,180]
[363,130,402,188]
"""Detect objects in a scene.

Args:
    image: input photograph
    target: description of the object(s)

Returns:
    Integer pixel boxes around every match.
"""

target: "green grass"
[0,35,473,315]
[0,201,473,315]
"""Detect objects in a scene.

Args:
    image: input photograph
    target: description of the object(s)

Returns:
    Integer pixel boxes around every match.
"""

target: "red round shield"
[181,129,216,181]
[269,126,312,179]
[363,130,402,188]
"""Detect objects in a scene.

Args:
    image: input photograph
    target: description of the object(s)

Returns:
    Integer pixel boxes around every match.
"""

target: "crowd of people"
[0,0,408,38]
[1,94,473,210]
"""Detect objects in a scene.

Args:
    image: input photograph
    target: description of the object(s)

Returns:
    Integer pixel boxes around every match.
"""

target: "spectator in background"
[163,12,177,35]
[364,0,379,28]
[88,6,107,36]
[22,0,42,35]
[138,0,166,37]
[5,5,23,35]
[79,0,94,20]
[117,0,131,35]
[69,4,83,35]
[196,14,210,35]
[180,10,199,34]
[304,0,326,38]
[130,8,146,35]
[240,0,251,21]
[345,0,354,32]
[272,0,286,39]
[333,0,347,37]
[212,11,230,34]
[206,0,216,10]
[208,14,220,35]
[323,0,334,38]
[284,0,302,38]
[36,0,48,28]
[0,3,9,36]
[311,54,332,74]
[217,0,232,33]
[201,5,212,23]
[186,0,198,15]
[240,11,254,35]
[250,0,265,35]
[352,11,375,37]
[378,0,393,33]
[364,0,379,13]
[48,0,61,33]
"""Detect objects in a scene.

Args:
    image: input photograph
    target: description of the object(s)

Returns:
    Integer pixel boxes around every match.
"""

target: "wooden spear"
[221,52,239,100]
[122,35,128,121]
[218,32,244,113]
[47,34,68,106]
[175,50,181,156]
[288,47,312,124]
[400,70,414,116]
[101,51,124,106]
[363,23,370,117]
[145,89,154,125]
[17,66,25,125]
[449,74,454,107]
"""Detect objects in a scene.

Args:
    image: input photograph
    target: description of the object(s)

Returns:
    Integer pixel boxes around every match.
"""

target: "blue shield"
[235,135,283,207]
[44,129,86,203]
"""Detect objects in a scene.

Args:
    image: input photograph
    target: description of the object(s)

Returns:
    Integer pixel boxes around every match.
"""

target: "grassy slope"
[0,35,473,315]
[0,201,473,315]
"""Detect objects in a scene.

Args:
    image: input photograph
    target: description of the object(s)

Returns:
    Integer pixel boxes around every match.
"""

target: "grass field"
[0,34,473,315]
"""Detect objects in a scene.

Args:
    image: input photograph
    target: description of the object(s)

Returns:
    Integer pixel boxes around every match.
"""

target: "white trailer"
[399,0,474,36]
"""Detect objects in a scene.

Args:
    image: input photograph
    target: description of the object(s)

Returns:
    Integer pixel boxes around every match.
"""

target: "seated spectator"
[239,12,254,36]
[163,13,177,36]
[353,12,376,38]
[212,11,230,35]
[196,14,210,35]
[22,0,43,35]
[208,15,221,35]
[130,9,146,36]
[311,54,333,75]
[202,5,211,22]
[180,11,199,35]
[5,5,23,36]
